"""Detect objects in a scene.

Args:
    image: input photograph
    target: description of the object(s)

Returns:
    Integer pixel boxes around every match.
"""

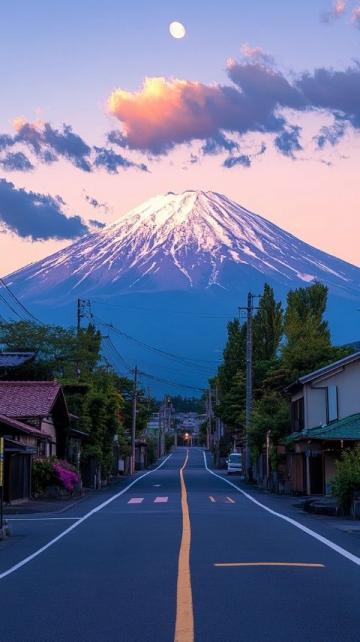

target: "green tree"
[253,284,283,363]
[217,319,246,397]
[0,320,101,381]
[281,283,346,378]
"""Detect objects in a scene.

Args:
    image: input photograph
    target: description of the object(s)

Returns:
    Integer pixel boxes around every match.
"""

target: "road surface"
[1,448,360,641]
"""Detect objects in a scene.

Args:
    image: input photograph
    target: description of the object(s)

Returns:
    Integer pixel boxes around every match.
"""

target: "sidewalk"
[3,455,169,516]
[4,474,132,515]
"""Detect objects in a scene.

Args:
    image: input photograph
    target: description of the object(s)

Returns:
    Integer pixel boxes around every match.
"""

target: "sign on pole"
[0,437,3,530]
[0,437,3,487]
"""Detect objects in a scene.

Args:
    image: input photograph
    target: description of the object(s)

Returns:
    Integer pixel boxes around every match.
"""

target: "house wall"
[304,360,360,429]
[41,418,57,457]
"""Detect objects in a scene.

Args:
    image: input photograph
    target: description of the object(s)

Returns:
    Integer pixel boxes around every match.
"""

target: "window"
[327,385,338,423]
[291,397,304,432]
[37,440,46,457]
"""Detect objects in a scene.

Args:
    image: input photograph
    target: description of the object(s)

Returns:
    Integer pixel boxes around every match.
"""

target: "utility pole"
[215,384,221,467]
[244,291,259,480]
[207,385,213,450]
[131,366,138,475]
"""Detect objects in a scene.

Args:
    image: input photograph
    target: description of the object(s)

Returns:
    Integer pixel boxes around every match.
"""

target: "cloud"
[0,134,15,152]
[296,65,360,128]
[227,59,303,111]
[107,73,294,155]
[107,58,360,160]
[0,152,34,172]
[352,6,360,26]
[14,120,92,171]
[93,146,148,173]
[240,43,274,65]
[314,120,346,148]
[223,154,251,168]
[201,133,239,156]
[322,0,346,22]
[89,218,106,229]
[274,126,302,157]
[85,194,109,212]
[0,178,88,240]
[0,121,146,175]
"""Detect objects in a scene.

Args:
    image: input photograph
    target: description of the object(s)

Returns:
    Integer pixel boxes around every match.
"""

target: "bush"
[52,460,81,493]
[32,458,81,496]
[32,458,57,494]
[331,447,360,512]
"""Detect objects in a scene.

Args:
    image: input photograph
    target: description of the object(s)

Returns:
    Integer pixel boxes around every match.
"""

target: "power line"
[91,299,231,319]
[93,314,218,371]
[137,369,206,392]
[0,278,43,324]
[0,292,25,321]
[95,323,206,392]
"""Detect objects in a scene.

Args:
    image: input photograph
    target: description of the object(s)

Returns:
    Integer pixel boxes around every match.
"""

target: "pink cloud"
[108,77,251,154]
[322,0,346,22]
[352,5,360,26]
[240,43,274,65]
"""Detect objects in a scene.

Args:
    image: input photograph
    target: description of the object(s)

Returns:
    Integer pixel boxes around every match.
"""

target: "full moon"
[169,21,186,39]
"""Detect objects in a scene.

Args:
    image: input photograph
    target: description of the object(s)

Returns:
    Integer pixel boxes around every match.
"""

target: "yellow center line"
[214,562,325,568]
[174,449,194,642]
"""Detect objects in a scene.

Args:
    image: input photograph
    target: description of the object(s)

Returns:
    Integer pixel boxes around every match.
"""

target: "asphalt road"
[1,448,360,642]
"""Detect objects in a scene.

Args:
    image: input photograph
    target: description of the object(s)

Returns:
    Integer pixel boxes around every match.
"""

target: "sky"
[1,0,360,274]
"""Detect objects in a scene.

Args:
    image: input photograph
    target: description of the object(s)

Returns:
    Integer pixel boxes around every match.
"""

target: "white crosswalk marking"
[209,496,216,503]
[154,496,168,503]
[128,497,144,504]
[226,497,235,504]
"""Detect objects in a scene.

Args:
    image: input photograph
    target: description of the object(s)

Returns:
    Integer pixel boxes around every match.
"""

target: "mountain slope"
[6,190,360,303]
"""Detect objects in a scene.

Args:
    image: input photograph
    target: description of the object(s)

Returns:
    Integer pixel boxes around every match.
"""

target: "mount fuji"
[5,190,360,391]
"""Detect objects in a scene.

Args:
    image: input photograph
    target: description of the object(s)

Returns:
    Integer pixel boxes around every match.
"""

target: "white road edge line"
[202,451,360,568]
[7,517,81,521]
[0,454,173,581]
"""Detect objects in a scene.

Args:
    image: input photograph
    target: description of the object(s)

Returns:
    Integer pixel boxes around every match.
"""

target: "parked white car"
[226,452,242,475]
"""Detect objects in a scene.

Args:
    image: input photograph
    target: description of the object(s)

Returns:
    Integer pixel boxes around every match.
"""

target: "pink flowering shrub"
[52,460,80,493]
[32,458,81,495]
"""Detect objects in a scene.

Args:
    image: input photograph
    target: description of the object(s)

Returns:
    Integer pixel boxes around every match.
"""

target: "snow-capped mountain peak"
[6,190,360,301]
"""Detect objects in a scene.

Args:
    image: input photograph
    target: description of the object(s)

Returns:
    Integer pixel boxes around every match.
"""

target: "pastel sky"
[1,0,360,275]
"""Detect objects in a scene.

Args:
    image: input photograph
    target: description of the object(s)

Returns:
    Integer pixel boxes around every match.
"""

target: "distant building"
[0,352,35,369]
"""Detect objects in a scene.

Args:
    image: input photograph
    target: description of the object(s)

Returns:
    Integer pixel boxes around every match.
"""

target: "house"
[0,352,35,369]
[286,351,360,495]
[0,381,86,503]
[0,352,36,380]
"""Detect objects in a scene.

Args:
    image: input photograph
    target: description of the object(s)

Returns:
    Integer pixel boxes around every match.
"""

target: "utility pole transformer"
[131,366,138,475]
[77,298,91,335]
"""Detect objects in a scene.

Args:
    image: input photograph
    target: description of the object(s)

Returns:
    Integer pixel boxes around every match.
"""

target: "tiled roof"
[0,381,62,417]
[0,414,51,439]
[287,413,360,443]
[0,352,35,368]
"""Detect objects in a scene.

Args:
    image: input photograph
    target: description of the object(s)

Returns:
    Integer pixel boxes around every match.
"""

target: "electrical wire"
[93,314,219,371]
[91,300,231,319]
[0,278,43,324]
[94,320,207,392]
